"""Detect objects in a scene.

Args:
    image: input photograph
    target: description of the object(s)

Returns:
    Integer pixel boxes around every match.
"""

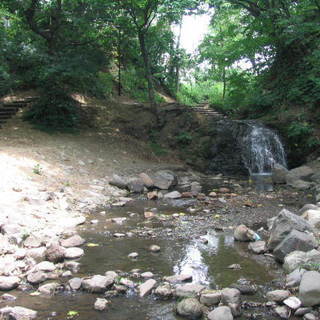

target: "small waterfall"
[241,123,287,175]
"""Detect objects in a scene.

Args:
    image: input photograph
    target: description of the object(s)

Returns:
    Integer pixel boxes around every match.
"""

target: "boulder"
[139,173,154,188]
[234,225,255,242]
[94,298,109,311]
[38,282,59,295]
[283,296,301,310]
[287,179,312,190]
[35,261,56,272]
[45,243,66,263]
[200,290,221,306]
[0,276,20,291]
[221,288,241,305]
[273,229,317,262]
[60,235,85,248]
[266,290,290,302]
[23,235,43,248]
[299,271,320,306]
[248,241,267,254]
[164,191,182,199]
[299,204,320,215]
[175,283,205,298]
[164,274,192,284]
[154,283,172,299]
[68,278,82,291]
[286,166,314,184]
[302,209,320,230]
[109,174,128,189]
[176,298,203,319]
[82,275,113,293]
[127,178,144,193]
[152,170,177,190]
[283,250,320,273]
[139,279,156,297]
[64,247,84,259]
[286,268,307,287]
[27,271,47,285]
[272,164,288,184]
[267,209,314,251]
[208,306,233,320]
[0,306,37,320]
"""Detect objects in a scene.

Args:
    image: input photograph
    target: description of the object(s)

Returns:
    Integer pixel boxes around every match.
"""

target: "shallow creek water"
[6,200,283,320]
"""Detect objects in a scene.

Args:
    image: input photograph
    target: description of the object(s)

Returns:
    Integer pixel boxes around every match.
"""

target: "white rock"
[139,279,157,297]
[64,247,84,259]
[283,296,301,310]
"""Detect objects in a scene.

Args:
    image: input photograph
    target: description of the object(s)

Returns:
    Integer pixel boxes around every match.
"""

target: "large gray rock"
[127,178,144,193]
[109,174,128,189]
[45,242,66,263]
[27,271,47,285]
[0,276,20,290]
[267,209,314,250]
[248,241,267,254]
[139,279,156,297]
[139,173,154,188]
[272,164,288,184]
[273,229,317,262]
[164,191,182,199]
[287,166,314,184]
[266,290,290,302]
[0,306,37,320]
[38,282,59,295]
[208,306,233,320]
[234,225,255,242]
[176,298,203,319]
[200,290,221,306]
[299,204,320,215]
[82,275,113,293]
[286,268,307,287]
[283,250,320,273]
[221,288,241,305]
[175,283,205,298]
[154,283,173,299]
[299,271,320,306]
[152,170,177,190]
[60,235,85,248]
[302,209,320,230]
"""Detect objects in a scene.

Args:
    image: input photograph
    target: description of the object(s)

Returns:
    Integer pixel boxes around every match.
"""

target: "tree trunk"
[222,66,226,100]
[138,30,156,107]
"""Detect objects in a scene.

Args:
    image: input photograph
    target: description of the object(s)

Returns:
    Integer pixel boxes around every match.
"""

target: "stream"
[3,199,284,320]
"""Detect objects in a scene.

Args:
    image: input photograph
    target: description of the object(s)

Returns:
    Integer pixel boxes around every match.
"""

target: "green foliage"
[175,131,192,145]
[23,90,80,132]
[32,164,43,175]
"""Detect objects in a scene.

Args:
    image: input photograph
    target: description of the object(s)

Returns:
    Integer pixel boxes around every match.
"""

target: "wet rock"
[27,271,47,285]
[139,279,157,297]
[267,209,314,251]
[286,268,307,287]
[141,272,154,278]
[273,229,317,262]
[65,261,80,273]
[35,261,56,272]
[45,243,66,263]
[164,274,192,284]
[176,298,203,319]
[109,174,128,189]
[60,235,85,248]
[234,225,255,242]
[152,170,177,190]
[248,241,267,254]
[221,288,241,305]
[0,276,20,290]
[105,271,118,284]
[227,264,241,270]
[94,298,109,311]
[64,247,84,259]
[127,178,144,193]
[207,306,233,320]
[62,271,72,277]
[128,252,139,259]
[283,249,320,273]
[119,278,135,288]
[266,290,290,302]
[200,290,221,306]
[274,305,290,319]
[286,166,314,185]
[114,284,128,293]
[175,284,206,298]
[231,283,257,295]
[154,283,172,299]
[82,275,113,293]
[272,164,288,184]
[139,173,154,188]
[1,294,16,301]
[0,306,37,320]
[38,282,59,295]
[299,271,320,306]
[295,307,313,316]
[164,191,182,199]
[149,245,161,252]
[68,277,82,291]
[303,313,317,320]
[283,296,301,310]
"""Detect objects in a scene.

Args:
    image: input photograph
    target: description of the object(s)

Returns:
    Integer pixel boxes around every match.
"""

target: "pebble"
[128,252,139,259]
[149,245,161,252]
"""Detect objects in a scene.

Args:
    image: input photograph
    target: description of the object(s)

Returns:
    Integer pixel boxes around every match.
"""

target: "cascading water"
[241,123,287,175]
